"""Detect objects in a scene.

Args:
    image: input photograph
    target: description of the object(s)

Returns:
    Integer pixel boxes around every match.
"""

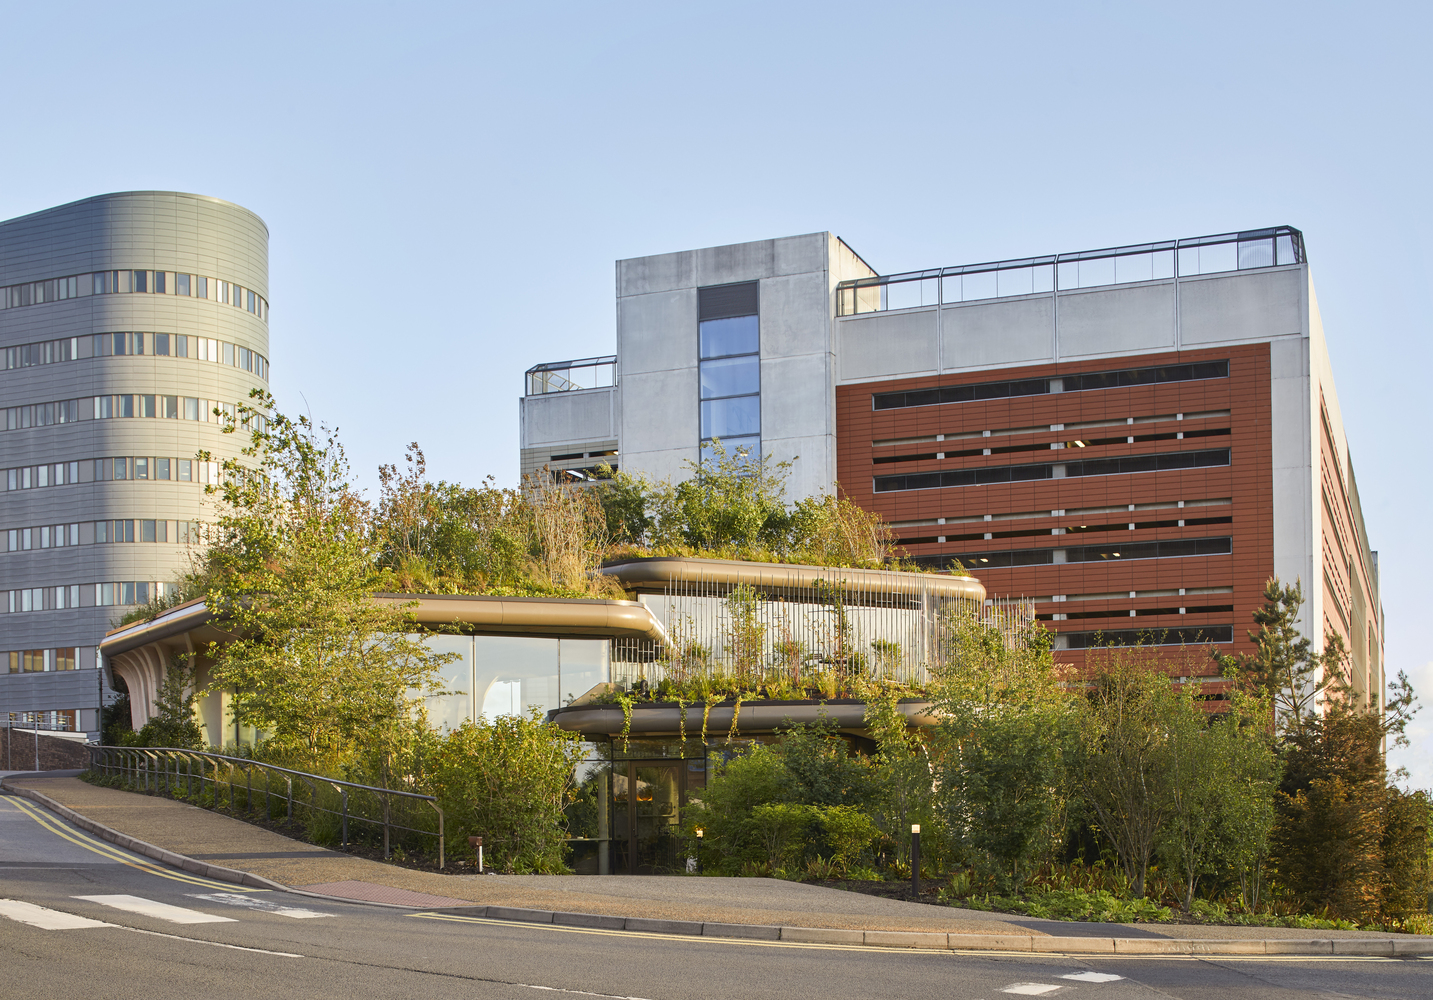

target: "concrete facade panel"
[617,250,695,298]
[616,290,698,377]
[618,368,700,460]
[1056,282,1175,358]
[695,240,776,287]
[941,295,1054,370]
[1180,269,1303,345]
[837,309,938,380]
[758,272,830,360]
[520,387,616,447]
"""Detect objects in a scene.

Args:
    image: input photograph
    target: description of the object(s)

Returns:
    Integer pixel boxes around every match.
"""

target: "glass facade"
[697,282,760,457]
[416,634,612,730]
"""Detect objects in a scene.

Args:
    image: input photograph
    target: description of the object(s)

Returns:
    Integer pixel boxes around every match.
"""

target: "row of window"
[888,496,1231,530]
[871,361,1230,411]
[873,448,1232,493]
[6,710,85,731]
[3,581,178,613]
[908,535,1233,571]
[1039,604,1235,621]
[3,394,263,432]
[4,520,203,553]
[1,270,268,322]
[1058,626,1234,649]
[4,648,79,673]
[2,332,269,381]
[898,514,1232,546]
[5,458,223,491]
[874,427,1230,465]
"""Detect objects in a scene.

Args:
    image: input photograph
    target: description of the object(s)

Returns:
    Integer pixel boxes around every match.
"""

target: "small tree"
[200,395,453,775]
[932,608,1072,890]
[1156,692,1279,911]
[1071,648,1181,898]
[129,655,206,749]
[429,710,587,872]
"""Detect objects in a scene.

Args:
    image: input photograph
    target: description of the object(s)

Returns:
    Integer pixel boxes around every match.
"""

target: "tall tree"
[199,393,451,774]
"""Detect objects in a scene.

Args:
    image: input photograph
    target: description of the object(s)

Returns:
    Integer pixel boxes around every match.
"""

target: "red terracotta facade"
[837,344,1274,678]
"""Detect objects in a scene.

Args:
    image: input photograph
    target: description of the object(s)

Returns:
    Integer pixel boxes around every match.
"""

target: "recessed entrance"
[610,758,706,874]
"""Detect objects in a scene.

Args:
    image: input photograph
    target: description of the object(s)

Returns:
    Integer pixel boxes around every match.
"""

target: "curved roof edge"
[599,556,986,601]
[0,190,269,236]
[100,593,668,658]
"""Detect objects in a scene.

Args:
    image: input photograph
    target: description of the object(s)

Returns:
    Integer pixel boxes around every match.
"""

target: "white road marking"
[1002,986,1062,996]
[1061,971,1124,982]
[0,898,112,930]
[189,893,331,918]
[72,894,236,924]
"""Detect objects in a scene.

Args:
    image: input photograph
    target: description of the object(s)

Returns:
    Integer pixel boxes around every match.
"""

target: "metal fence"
[87,746,445,868]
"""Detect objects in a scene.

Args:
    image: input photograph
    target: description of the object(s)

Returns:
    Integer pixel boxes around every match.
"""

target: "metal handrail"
[86,746,445,868]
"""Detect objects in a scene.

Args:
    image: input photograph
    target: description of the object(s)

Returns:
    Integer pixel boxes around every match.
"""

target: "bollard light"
[910,824,922,897]
[468,835,484,873]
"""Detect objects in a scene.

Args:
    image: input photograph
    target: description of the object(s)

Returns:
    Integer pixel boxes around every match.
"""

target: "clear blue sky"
[2,2,1427,783]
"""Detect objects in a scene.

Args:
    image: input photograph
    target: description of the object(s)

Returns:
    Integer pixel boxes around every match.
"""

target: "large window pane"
[559,639,610,707]
[699,316,758,359]
[419,634,475,731]
[699,355,759,399]
[701,395,760,439]
[475,636,560,718]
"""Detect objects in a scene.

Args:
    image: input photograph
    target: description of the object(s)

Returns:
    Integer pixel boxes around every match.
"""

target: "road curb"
[0,778,286,892]
[5,778,1430,958]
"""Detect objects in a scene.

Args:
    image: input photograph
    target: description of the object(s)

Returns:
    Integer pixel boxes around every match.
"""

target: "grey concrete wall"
[612,232,848,499]
[0,192,269,730]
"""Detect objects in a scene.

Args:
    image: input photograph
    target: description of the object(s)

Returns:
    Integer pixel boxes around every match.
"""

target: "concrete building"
[520,228,1383,696]
[0,192,270,737]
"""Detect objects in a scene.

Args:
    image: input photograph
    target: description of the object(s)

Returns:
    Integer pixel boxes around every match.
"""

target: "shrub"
[428,710,586,873]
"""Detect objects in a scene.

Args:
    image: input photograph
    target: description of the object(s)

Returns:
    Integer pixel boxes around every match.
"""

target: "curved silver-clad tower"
[0,192,270,737]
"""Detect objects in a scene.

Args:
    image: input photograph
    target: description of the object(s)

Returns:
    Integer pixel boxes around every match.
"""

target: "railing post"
[340,786,349,848]
[246,764,254,815]
[285,775,293,822]
[383,793,390,859]
[436,805,445,870]
[228,762,235,811]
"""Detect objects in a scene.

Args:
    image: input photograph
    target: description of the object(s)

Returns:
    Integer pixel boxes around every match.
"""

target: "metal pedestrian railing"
[87,746,444,868]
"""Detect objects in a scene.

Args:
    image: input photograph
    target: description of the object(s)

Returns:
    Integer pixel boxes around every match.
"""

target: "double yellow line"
[1,795,265,892]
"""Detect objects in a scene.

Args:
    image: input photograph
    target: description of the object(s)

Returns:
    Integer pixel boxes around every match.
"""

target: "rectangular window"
[178,459,192,481]
[132,270,147,293]
[141,519,156,542]
[162,395,177,418]
[155,333,170,356]
[54,648,76,671]
[96,520,109,543]
[223,342,234,366]
[113,458,128,481]
[184,397,199,420]
[141,395,155,418]
[120,395,134,418]
[121,582,135,605]
[177,273,190,296]
[135,457,149,480]
[156,458,170,480]
[153,271,166,294]
[196,276,208,299]
[698,282,759,455]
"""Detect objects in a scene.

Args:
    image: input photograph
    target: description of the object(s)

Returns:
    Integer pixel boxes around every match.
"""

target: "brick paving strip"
[4,775,1430,957]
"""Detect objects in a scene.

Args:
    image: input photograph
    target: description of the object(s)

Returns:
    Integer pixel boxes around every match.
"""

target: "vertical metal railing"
[86,746,444,869]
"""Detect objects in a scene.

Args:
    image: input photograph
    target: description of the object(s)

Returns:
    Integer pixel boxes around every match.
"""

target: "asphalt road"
[1,793,1428,1000]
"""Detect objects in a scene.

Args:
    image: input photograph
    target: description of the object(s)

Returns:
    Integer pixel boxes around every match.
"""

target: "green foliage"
[599,440,909,570]
[686,726,882,876]
[125,656,206,749]
[198,398,455,774]
[1379,788,1432,921]
[1156,695,1280,911]
[1070,650,1183,899]
[428,709,587,873]
[932,607,1071,890]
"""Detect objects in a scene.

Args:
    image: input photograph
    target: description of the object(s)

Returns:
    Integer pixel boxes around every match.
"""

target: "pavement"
[4,773,1431,957]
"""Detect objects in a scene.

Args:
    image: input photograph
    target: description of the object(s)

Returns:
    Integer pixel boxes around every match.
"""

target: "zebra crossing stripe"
[72,894,236,924]
[0,898,112,930]
[188,893,332,918]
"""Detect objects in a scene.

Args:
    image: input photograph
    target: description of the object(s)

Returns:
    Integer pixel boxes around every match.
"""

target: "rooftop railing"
[526,355,617,395]
[837,226,1305,317]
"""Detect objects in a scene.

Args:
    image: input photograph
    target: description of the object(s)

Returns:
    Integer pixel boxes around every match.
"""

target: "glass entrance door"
[631,763,680,874]
[610,760,684,874]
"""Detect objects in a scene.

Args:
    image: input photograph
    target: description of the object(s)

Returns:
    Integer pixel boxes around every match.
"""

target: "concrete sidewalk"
[4,775,1431,957]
